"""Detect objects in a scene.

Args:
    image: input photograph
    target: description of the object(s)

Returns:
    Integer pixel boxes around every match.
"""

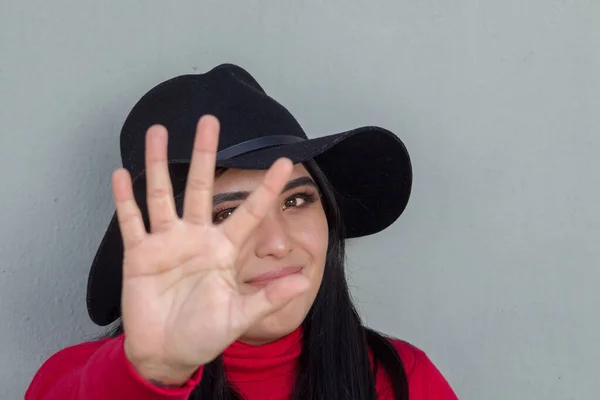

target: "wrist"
[124,340,198,387]
[132,362,197,387]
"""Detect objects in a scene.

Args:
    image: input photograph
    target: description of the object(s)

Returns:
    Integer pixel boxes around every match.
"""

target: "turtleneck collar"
[222,327,302,383]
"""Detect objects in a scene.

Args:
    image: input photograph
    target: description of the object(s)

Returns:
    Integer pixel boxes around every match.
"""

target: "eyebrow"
[212,177,318,206]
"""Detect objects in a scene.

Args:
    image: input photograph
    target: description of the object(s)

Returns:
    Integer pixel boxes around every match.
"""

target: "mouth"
[245,266,303,287]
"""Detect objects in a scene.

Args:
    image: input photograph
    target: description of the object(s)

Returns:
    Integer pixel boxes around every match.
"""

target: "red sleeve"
[25,335,203,400]
[391,340,459,400]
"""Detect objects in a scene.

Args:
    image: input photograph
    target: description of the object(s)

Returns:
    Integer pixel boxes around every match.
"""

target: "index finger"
[220,157,293,247]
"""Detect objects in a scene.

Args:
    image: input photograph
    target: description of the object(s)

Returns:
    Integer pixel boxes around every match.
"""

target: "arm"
[25,336,203,400]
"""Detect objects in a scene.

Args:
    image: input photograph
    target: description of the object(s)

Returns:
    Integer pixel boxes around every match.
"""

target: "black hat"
[87,63,412,326]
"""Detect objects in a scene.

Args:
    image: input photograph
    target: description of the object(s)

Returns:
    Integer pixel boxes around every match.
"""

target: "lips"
[245,266,303,286]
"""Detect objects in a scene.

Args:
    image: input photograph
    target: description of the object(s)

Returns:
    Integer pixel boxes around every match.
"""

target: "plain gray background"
[1,1,598,399]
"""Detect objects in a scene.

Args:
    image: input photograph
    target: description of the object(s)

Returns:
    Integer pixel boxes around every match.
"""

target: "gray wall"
[1,1,598,399]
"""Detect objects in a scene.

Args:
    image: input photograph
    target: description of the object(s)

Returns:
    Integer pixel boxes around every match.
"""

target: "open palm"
[112,115,310,384]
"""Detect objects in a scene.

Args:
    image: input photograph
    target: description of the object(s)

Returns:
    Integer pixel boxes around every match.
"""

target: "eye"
[283,192,317,210]
[213,208,235,224]
[213,191,318,223]
[283,195,304,209]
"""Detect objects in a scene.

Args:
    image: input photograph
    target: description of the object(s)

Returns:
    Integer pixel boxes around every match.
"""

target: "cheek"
[291,210,328,262]
[291,215,328,289]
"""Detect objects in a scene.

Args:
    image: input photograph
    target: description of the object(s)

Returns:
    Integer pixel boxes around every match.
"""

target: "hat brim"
[86,126,412,326]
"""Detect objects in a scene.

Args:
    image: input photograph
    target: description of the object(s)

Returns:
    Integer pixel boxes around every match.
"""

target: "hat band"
[216,135,305,161]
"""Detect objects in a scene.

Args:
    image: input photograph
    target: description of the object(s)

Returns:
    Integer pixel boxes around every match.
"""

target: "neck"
[237,330,295,346]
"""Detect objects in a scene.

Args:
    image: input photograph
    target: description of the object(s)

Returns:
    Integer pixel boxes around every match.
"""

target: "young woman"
[26,64,458,399]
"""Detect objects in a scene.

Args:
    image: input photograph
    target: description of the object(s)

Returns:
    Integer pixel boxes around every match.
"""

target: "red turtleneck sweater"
[26,328,458,399]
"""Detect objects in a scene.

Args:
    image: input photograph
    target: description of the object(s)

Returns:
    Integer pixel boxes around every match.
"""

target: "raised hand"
[112,115,310,385]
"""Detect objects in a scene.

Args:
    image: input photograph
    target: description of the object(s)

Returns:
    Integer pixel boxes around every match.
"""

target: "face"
[212,163,329,345]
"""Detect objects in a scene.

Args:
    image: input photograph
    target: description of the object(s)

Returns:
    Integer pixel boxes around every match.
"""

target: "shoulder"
[26,338,114,398]
[386,338,428,375]
[383,337,459,399]
[36,338,113,370]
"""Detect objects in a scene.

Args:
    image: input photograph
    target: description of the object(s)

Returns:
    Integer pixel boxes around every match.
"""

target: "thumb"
[240,274,311,325]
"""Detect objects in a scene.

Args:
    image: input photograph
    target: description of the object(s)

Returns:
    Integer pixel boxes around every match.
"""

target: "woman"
[26,64,458,399]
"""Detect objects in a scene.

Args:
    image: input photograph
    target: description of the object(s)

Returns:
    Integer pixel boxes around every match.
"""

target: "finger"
[112,168,147,250]
[221,157,293,246]
[145,125,177,232]
[240,274,311,325]
[183,115,219,225]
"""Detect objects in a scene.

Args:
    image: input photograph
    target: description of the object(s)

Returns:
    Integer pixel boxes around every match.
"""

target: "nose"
[254,210,292,259]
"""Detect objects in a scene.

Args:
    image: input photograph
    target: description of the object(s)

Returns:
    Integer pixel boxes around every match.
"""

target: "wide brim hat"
[87,63,412,326]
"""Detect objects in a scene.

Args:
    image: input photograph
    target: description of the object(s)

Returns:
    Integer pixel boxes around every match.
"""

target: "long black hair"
[103,159,409,399]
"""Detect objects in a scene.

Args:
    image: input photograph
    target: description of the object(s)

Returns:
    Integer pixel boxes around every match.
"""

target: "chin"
[240,299,310,345]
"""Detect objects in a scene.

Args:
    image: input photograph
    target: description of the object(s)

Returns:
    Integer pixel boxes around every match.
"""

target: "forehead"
[213,163,312,193]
